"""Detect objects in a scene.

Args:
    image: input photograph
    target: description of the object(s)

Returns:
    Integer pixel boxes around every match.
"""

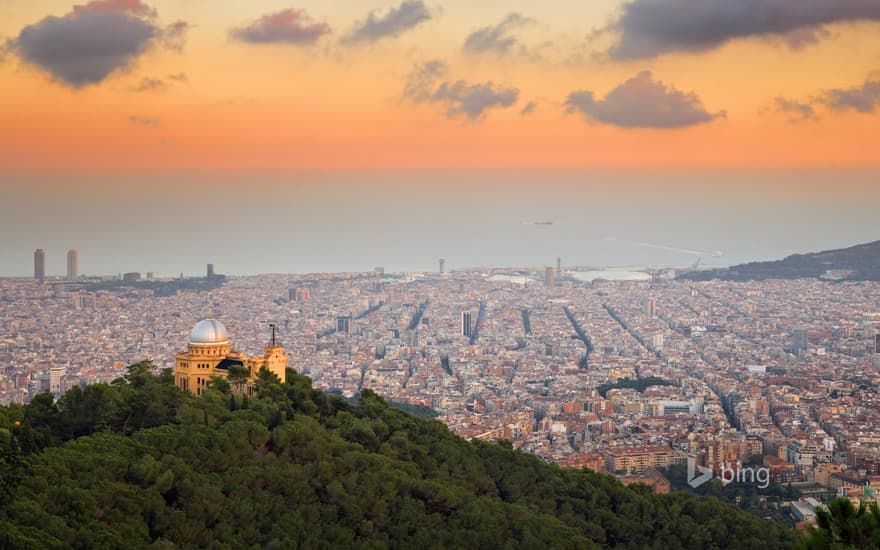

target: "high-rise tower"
[461,311,472,338]
[439,259,445,274]
[67,249,78,280]
[34,249,45,281]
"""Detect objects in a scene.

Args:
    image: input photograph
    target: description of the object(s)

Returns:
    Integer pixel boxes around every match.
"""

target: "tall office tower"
[336,316,351,335]
[49,365,66,395]
[793,328,808,354]
[66,249,78,280]
[439,259,445,274]
[34,249,45,281]
[461,311,473,338]
[644,297,656,316]
[207,264,215,280]
[406,329,418,347]
[545,266,556,287]
[557,257,562,277]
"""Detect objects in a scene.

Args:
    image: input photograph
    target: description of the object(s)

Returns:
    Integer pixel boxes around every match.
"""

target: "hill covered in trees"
[681,240,880,282]
[0,362,804,548]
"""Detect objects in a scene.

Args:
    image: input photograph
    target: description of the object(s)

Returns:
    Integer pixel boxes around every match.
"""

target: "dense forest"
[680,240,880,282]
[0,361,856,548]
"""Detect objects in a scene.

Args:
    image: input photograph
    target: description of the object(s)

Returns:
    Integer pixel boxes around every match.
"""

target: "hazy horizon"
[3,172,878,277]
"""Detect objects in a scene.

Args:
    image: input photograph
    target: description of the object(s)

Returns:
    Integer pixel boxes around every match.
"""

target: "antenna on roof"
[269,322,278,347]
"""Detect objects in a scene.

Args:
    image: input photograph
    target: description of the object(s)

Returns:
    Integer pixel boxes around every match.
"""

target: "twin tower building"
[174,319,288,395]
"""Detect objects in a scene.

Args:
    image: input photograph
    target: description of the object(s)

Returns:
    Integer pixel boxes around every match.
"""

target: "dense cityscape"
[5,249,880,527]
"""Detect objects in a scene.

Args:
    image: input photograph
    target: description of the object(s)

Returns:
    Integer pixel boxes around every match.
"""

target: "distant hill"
[680,240,880,281]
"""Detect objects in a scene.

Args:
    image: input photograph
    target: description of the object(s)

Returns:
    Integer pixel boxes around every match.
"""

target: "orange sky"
[0,0,879,173]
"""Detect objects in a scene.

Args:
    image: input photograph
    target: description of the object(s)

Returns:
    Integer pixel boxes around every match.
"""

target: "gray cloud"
[773,97,816,122]
[343,1,433,44]
[822,78,880,112]
[606,0,880,60]
[403,60,519,120]
[402,59,448,100]
[230,8,330,45]
[565,70,724,128]
[520,101,537,116]
[131,72,188,92]
[132,77,165,92]
[6,0,187,87]
[160,20,190,52]
[463,13,534,56]
[771,75,880,122]
[129,115,159,126]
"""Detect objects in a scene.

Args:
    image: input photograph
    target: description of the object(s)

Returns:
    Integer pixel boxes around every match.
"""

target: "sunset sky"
[1,1,880,276]
[1,0,879,172]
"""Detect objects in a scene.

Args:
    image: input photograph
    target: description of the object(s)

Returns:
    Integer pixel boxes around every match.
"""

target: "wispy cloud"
[772,74,880,123]
[403,60,519,120]
[343,1,433,44]
[130,72,188,92]
[230,8,330,45]
[129,115,159,126]
[773,97,816,122]
[463,13,535,57]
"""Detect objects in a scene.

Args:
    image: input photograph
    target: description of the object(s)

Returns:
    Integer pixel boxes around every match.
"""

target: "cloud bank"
[606,0,880,59]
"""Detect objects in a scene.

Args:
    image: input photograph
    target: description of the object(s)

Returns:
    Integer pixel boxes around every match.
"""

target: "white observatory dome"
[189,319,230,345]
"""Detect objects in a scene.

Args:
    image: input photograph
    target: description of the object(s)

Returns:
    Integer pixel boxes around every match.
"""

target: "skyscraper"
[336,316,351,335]
[461,311,472,338]
[439,259,445,274]
[644,297,656,316]
[67,249,78,280]
[207,263,215,280]
[34,249,45,281]
[793,328,808,354]
[545,266,556,287]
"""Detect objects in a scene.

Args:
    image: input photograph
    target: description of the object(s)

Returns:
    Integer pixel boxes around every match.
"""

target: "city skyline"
[2,1,879,278]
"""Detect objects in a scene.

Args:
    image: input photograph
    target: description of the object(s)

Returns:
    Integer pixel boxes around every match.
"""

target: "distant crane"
[692,257,701,269]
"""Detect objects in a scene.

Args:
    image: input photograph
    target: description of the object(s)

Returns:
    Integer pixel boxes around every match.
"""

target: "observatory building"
[174,319,287,395]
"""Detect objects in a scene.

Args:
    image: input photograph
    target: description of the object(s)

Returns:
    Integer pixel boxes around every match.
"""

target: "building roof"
[189,319,230,345]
